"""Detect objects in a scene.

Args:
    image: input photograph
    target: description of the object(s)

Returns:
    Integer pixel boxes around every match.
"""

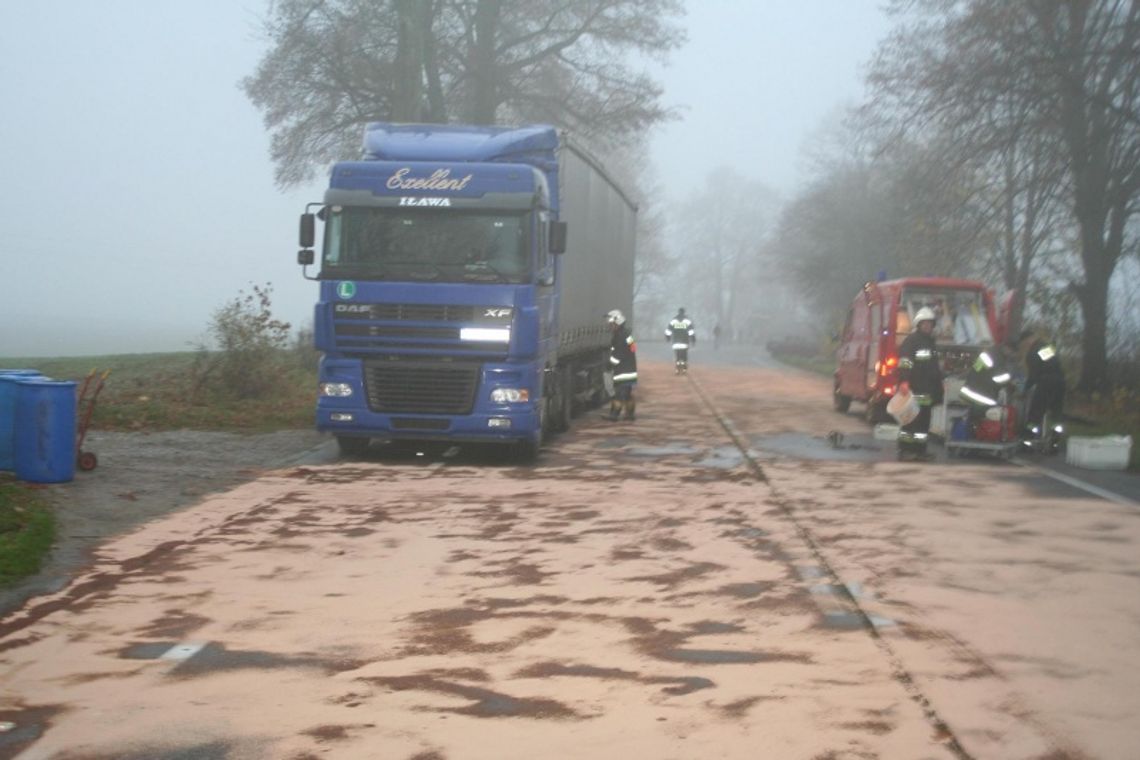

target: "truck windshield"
[321,206,531,283]
[895,289,994,347]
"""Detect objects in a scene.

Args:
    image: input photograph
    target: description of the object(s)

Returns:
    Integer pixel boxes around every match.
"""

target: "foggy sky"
[0,1,889,359]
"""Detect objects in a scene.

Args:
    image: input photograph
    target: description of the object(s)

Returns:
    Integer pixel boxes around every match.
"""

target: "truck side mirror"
[548,221,567,254]
[297,249,315,266]
[300,213,316,248]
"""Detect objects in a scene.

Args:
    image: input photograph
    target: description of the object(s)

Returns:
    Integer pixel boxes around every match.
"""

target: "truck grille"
[363,359,480,414]
[332,302,506,356]
[337,304,476,322]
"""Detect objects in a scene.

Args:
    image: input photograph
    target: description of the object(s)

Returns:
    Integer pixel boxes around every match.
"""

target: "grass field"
[4,351,318,432]
[1,349,317,587]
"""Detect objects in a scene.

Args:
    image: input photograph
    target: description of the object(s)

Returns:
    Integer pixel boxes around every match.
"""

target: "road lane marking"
[1013,458,1138,506]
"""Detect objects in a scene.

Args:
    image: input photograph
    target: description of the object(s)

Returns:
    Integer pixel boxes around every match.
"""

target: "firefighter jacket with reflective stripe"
[1025,339,1064,391]
[961,350,1013,408]
[665,317,696,349]
[609,325,638,384]
[897,331,944,405]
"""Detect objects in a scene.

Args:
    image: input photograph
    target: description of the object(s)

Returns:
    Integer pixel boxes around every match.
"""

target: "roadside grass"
[0,349,317,588]
[771,352,836,377]
[768,346,1139,470]
[2,350,318,432]
[0,476,56,586]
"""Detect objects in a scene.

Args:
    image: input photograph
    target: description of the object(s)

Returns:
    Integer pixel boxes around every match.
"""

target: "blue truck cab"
[298,123,637,459]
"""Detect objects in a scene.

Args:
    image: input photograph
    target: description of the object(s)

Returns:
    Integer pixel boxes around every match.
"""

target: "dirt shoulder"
[0,428,326,616]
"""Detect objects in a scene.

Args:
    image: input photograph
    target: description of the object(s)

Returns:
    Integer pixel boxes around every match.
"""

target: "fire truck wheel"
[865,401,889,424]
[832,382,851,413]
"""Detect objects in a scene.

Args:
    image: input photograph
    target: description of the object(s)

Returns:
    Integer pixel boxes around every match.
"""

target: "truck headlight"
[461,327,511,342]
[491,388,529,403]
[320,382,354,397]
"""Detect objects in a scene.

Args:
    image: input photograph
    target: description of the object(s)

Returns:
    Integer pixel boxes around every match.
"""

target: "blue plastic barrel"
[13,378,77,484]
[0,370,45,471]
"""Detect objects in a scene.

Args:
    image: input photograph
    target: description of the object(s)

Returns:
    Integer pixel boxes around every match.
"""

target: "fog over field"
[0,1,889,358]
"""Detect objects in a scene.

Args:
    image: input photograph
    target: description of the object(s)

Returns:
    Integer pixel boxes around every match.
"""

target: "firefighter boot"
[607,401,622,421]
[623,399,636,421]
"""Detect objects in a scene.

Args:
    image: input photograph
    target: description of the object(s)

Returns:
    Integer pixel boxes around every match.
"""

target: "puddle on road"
[365,675,578,719]
[819,611,867,631]
[620,442,751,471]
[0,703,61,758]
[795,565,827,581]
[116,641,363,677]
[660,648,811,665]
[688,621,746,635]
[624,442,703,458]
[750,432,889,463]
[515,662,715,696]
[695,446,748,469]
[716,582,772,599]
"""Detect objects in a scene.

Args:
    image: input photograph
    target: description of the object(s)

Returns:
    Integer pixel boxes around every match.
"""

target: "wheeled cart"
[75,369,110,471]
[946,438,1020,460]
[942,398,1020,460]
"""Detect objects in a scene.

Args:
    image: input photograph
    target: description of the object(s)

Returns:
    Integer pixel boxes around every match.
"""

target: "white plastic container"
[886,391,919,425]
[874,423,900,441]
[1065,435,1133,471]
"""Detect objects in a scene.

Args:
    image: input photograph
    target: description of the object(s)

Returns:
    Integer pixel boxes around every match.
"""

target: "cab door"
[866,302,881,393]
[836,306,856,394]
[839,298,869,399]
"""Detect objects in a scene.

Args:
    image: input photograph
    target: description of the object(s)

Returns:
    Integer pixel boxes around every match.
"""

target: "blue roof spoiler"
[362,123,559,166]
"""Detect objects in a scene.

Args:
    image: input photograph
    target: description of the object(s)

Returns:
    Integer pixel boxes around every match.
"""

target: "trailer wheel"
[77,451,98,471]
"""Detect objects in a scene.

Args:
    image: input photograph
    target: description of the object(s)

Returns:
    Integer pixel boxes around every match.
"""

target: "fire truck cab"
[834,277,1000,422]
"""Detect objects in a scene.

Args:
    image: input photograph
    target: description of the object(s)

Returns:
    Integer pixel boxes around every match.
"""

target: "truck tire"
[833,380,851,413]
[336,436,371,457]
[551,366,573,433]
[514,434,541,463]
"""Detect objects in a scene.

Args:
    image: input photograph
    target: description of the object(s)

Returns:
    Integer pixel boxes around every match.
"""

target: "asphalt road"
[1,351,1138,759]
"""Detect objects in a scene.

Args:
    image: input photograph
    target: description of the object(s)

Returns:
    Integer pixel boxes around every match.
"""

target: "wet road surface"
[1,350,1137,759]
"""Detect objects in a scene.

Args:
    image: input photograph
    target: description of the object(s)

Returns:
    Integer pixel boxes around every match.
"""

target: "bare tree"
[613,152,673,324]
[867,0,1140,391]
[243,0,685,187]
[669,169,780,340]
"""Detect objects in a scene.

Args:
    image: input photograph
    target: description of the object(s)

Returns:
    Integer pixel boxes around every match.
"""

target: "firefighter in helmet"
[1018,329,1065,442]
[665,307,696,374]
[606,309,638,421]
[896,307,944,460]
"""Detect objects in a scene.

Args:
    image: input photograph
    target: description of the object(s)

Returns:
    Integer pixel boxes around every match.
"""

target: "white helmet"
[606,309,626,326]
[914,307,937,325]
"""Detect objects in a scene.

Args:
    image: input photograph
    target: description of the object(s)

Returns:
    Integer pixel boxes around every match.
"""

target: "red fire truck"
[833,277,1001,422]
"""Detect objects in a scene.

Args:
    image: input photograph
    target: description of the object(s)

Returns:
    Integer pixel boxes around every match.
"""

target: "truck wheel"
[514,435,541,463]
[551,367,572,433]
[833,382,851,413]
[336,436,371,457]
